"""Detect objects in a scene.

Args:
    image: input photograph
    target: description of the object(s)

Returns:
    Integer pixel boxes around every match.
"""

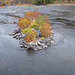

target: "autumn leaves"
[17,10,52,42]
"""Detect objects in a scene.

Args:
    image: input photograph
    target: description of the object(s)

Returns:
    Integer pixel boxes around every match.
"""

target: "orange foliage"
[32,30,37,35]
[19,16,26,21]
[17,10,52,42]
[44,15,51,24]
[32,10,41,19]
[25,12,32,19]
[24,30,37,42]
[40,23,52,38]
[17,10,42,29]
[25,10,41,19]
[29,18,33,23]
[24,34,36,43]
[17,19,30,29]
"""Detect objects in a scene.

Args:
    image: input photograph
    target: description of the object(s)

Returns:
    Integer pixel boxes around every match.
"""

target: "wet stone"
[40,39,48,43]
[9,29,54,51]
[44,42,51,46]
[37,46,42,50]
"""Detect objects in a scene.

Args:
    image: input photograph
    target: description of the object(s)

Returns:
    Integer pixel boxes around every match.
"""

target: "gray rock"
[9,29,21,36]
[20,45,24,48]
[37,46,42,50]
[13,33,20,39]
[30,46,38,51]
[15,36,20,40]
[14,29,21,33]
[40,39,48,43]
[19,39,26,45]
[51,40,54,43]
[24,44,31,49]
[9,32,15,36]
[10,28,54,50]
[44,42,51,46]
[19,33,25,38]
[37,41,47,49]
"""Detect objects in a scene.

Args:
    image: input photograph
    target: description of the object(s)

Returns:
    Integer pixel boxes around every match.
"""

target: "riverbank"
[0,2,75,7]
[0,4,31,7]
[48,3,75,6]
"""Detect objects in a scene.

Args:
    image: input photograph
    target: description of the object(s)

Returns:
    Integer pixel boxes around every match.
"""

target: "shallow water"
[0,5,75,75]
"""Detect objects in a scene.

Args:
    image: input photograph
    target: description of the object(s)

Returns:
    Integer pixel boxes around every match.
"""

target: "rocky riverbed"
[9,29,54,50]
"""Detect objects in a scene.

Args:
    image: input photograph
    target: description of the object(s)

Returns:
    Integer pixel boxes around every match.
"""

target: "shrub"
[46,0,54,4]
[24,32,36,43]
[17,10,52,42]
[32,0,54,5]
[17,18,30,29]
[40,23,52,38]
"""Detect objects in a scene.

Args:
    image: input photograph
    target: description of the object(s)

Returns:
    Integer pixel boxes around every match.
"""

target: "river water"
[0,5,75,75]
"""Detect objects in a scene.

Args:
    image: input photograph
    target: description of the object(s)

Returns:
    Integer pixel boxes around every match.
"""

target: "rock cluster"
[9,29,54,51]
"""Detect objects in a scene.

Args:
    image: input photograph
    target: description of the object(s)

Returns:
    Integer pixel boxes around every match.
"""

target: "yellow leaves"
[21,27,37,35]
[41,37,44,40]
[28,23,35,29]
[28,19,39,30]
[32,30,37,35]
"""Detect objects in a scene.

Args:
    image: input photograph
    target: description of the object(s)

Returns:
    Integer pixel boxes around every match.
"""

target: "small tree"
[17,11,52,43]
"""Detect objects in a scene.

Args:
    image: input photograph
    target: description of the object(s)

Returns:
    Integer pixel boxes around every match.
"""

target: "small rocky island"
[9,10,54,50]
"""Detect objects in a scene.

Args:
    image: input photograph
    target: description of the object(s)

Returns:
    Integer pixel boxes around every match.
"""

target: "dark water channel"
[0,5,75,75]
